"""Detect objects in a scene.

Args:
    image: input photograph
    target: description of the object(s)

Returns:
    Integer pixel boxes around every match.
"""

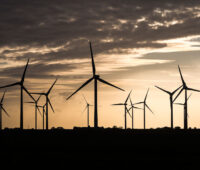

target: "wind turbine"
[175,93,192,129]
[0,91,10,130]
[173,65,200,129]
[155,85,182,128]
[31,79,57,130]
[25,95,42,129]
[129,98,142,129]
[0,59,35,129]
[82,95,93,127]
[134,89,153,129]
[66,42,124,128]
[112,90,132,129]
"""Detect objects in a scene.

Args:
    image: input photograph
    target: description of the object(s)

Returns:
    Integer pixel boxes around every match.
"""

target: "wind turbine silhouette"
[66,42,124,128]
[155,85,182,128]
[0,59,34,129]
[25,95,42,129]
[175,93,192,129]
[134,89,153,129]
[0,91,10,130]
[82,95,93,127]
[173,65,200,129]
[129,98,142,129]
[112,90,132,129]
[31,79,57,130]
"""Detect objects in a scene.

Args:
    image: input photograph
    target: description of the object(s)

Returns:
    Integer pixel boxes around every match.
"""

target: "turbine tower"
[31,79,57,130]
[134,89,153,129]
[112,90,132,129]
[0,59,34,129]
[82,95,93,127]
[42,104,46,130]
[0,91,10,130]
[25,95,42,129]
[66,42,124,128]
[175,93,192,129]
[129,98,142,129]
[155,85,182,128]
[173,65,200,129]
[38,103,46,130]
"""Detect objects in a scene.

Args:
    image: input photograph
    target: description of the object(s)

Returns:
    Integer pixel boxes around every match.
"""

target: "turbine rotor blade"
[97,77,125,91]
[144,88,149,102]
[112,103,124,105]
[187,93,192,101]
[155,86,170,94]
[89,41,96,76]
[37,106,42,116]
[172,85,183,95]
[47,97,54,113]
[21,59,29,83]
[126,106,132,118]
[128,105,142,111]
[132,106,143,110]
[43,103,46,108]
[66,77,93,100]
[134,102,144,105]
[31,92,45,95]
[2,107,10,117]
[173,88,184,102]
[0,82,19,89]
[81,105,87,114]
[47,79,57,95]
[82,94,88,104]
[22,86,35,102]
[25,101,35,104]
[178,65,186,85]
[1,90,6,104]
[125,90,132,104]
[145,104,154,114]
[130,98,133,106]
[42,104,46,114]
[36,94,42,103]
[174,103,184,105]
[187,87,200,93]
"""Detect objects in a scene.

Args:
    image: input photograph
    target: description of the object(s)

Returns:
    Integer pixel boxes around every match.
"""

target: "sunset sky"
[1,0,200,129]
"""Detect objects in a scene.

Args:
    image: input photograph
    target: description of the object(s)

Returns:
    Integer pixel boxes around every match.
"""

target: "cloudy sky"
[1,0,200,129]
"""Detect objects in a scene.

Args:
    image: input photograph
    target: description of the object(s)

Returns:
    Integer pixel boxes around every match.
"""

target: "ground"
[1,127,199,169]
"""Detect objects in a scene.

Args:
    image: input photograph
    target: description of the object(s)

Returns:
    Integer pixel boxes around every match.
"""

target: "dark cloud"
[0,0,200,95]
[190,37,200,42]
[0,62,77,80]
[101,50,200,83]
[1,0,200,63]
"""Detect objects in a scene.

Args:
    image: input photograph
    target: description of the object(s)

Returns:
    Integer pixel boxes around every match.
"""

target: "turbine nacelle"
[94,75,100,79]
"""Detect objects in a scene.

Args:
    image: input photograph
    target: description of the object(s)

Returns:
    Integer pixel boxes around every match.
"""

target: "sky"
[1,0,200,129]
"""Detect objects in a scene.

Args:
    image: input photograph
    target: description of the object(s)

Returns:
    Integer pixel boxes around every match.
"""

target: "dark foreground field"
[1,127,200,168]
